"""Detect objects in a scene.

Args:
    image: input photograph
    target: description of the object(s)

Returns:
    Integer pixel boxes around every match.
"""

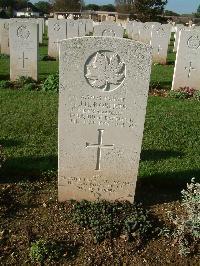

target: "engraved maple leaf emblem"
[85,52,125,91]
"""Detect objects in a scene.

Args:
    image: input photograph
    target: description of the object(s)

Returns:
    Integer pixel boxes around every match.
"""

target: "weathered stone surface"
[139,22,152,44]
[58,36,152,202]
[48,19,67,58]
[150,24,171,64]
[132,21,142,41]
[94,23,124,38]
[172,30,200,91]
[85,19,93,35]
[78,19,86,37]
[9,21,38,81]
[0,19,10,55]
[67,19,78,38]
[126,21,134,39]
[10,18,43,43]
[173,24,187,52]
[37,18,44,43]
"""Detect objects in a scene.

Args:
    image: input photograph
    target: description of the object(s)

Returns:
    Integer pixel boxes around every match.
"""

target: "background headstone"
[139,22,152,44]
[9,21,38,81]
[94,23,124,38]
[67,19,78,38]
[48,19,67,58]
[132,21,142,41]
[172,30,200,91]
[85,19,93,35]
[78,19,86,37]
[151,24,171,64]
[173,24,186,52]
[0,20,10,55]
[126,21,134,39]
[37,18,44,43]
[58,37,152,202]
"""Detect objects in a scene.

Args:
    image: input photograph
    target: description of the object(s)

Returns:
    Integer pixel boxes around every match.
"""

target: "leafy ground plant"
[14,76,38,90]
[0,80,11,89]
[193,90,200,101]
[72,200,153,243]
[30,239,67,263]
[169,87,197,100]
[41,72,59,92]
[169,178,200,256]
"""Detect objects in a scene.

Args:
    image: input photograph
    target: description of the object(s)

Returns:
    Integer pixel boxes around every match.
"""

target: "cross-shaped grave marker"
[86,129,114,171]
[18,52,28,68]
[54,39,60,52]
[185,61,196,78]
[157,45,163,55]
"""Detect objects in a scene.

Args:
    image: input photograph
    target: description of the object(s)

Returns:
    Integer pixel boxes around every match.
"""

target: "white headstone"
[139,22,153,44]
[94,23,124,38]
[78,19,86,37]
[173,24,186,52]
[67,19,78,38]
[151,24,171,64]
[172,30,200,91]
[37,18,44,43]
[85,19,93,35]
[9,21,38,81]
[48,19,67,58]
[0,20,10,55]
[58,36,152,202]
[132,21,142,41]
[126,21,134,38]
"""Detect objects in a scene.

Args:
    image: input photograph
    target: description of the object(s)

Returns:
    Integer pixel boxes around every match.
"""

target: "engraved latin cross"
[185,61,196,78]
[86,129,114,170]
[157,45,163,55]
[54,39,60,51]
[18,52,28,68]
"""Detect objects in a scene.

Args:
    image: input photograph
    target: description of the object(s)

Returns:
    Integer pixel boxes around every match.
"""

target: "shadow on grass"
[136,169,200,206]
[0,138,22,148]
[0,74,10,80]
[150,80,172,90]
[0,155,57,183]
[166,59,175,65]
[141,149,183,161]
[0,185,40,219]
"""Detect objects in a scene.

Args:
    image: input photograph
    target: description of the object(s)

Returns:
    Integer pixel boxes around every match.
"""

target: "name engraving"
[69,95,135,128]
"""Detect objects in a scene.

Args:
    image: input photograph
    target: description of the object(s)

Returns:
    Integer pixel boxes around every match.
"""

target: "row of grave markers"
[0,18,200,91]
[48,19,125,57]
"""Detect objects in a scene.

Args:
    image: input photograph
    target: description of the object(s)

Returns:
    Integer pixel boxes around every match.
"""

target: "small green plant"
[73,200,152,243]
[0,54,9,59]
[169,178,200,256]
[168,90,188,99]
[30,239,66,263]
[41,72,59,92]
[22,83,37,91]
[193,90,200,101]
[0,80,11,89]
[169,87,198,100]
[15,76,38,90]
